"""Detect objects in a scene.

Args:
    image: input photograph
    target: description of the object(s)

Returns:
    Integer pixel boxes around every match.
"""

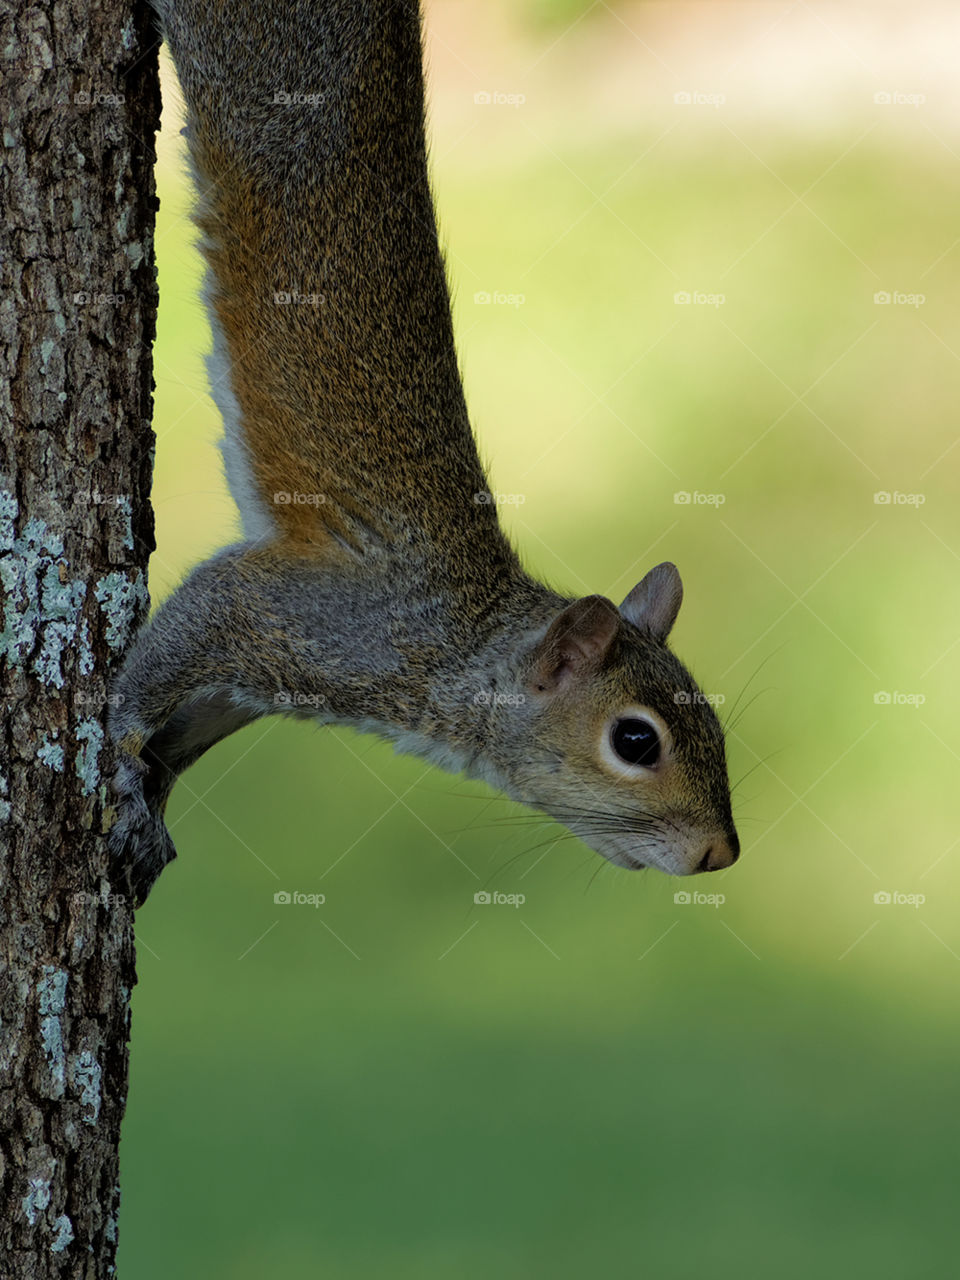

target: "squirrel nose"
[696,831,740,873]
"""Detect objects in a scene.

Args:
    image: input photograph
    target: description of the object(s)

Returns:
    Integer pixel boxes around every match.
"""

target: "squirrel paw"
[108,755,177,907]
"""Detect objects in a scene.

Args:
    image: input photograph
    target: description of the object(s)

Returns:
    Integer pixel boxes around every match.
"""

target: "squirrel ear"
[529,595,620,693]
[620,562,683,641]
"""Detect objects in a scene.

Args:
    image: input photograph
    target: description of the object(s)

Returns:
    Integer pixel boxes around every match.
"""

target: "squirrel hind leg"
[108,753,178,907]
[109,692,259,905]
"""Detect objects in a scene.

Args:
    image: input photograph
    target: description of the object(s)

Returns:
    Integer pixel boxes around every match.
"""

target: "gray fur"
[109,0,739,903]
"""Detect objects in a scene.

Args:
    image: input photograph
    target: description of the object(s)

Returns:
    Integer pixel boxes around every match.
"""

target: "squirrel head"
[491,563,739,877]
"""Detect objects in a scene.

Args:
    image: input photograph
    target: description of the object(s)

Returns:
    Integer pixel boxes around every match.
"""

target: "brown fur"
[108,0,739,903]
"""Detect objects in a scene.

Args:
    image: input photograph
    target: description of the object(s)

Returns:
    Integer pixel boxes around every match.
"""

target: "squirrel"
[109,0,740,905]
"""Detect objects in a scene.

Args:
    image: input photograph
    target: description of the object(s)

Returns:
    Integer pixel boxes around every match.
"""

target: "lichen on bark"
[0,0,160,1273]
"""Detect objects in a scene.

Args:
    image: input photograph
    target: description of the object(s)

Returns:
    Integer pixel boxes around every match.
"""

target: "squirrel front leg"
[108,543,346,903]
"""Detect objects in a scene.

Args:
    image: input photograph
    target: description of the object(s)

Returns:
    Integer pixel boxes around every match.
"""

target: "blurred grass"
[120,24,959,1280]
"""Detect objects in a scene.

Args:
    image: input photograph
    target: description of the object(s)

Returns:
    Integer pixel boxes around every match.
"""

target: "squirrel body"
[110,0,740,902]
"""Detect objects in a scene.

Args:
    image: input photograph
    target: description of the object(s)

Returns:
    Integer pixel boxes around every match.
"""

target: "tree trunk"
[0,0,159,1274]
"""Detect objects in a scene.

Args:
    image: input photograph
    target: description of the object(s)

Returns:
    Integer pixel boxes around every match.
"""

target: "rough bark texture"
[0,0,159,1274]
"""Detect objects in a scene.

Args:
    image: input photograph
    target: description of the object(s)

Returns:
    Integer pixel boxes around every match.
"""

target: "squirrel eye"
[611,717,661,768]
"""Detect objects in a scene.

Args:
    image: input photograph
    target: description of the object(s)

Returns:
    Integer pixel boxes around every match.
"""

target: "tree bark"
[0,0,159,1274]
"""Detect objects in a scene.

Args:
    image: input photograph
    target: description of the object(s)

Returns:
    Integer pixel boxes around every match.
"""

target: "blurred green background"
[119,2,959,1276]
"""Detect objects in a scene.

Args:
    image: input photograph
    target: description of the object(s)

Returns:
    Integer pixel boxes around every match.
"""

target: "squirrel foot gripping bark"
[110,755,177,905]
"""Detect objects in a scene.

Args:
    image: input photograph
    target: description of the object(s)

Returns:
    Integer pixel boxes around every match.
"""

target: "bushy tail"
[157,0,507,567]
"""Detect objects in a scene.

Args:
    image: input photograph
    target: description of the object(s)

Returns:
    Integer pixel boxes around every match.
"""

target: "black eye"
[611,718,661,768]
